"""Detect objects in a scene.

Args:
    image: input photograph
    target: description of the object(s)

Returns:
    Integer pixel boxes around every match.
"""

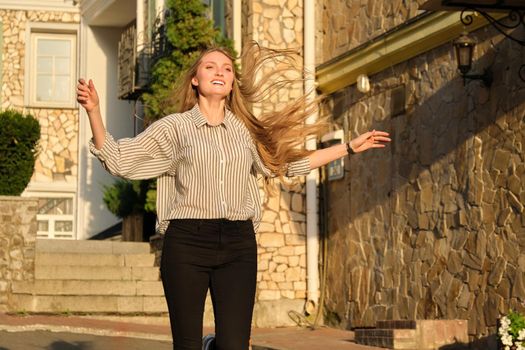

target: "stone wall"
[240,0,309,313]
[320,0,427,63]
[322,20,525,347]
[0,9,80,184]
[0,197,37,312]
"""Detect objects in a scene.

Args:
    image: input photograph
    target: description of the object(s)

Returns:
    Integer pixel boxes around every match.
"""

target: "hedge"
[0,110,40,195]
[103,179,156,218]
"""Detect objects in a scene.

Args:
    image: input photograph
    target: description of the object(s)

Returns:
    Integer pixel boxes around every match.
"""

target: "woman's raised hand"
[76,78,99,113]
[349,130,391,153]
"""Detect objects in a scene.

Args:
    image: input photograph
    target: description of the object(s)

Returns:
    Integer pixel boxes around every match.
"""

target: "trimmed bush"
[102,179,155,218]
[0,110,40,195]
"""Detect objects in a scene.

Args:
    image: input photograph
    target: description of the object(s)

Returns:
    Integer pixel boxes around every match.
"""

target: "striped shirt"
[89,103,311,233]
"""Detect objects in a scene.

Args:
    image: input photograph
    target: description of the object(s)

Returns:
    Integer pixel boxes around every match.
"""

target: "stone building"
[3,0,524,340]
[0,0,82,239]
[0,0,313,326]
[0,0,141,239]
[313,0,525,347]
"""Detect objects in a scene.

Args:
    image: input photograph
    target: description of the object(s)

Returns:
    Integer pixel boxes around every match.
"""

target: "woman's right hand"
[76,78,99,113]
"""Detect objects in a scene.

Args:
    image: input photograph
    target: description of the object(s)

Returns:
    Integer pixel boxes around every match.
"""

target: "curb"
[0,323,173,342]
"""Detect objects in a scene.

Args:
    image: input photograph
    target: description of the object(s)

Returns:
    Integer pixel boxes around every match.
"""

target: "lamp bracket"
[461,68,493,87]
[460,7,525,46]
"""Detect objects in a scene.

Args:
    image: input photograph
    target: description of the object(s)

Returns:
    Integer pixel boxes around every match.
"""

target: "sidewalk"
[0,313,385,350]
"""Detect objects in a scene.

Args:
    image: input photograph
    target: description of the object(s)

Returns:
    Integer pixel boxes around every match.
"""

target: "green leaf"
[0,110,40,195]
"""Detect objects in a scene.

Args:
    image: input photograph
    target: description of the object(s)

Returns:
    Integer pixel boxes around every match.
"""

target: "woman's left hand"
[349,130,391,153]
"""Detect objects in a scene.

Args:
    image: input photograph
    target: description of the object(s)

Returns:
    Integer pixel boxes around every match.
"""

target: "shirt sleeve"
[249,140,311,177]
[285,157,311,177]
[89,118,177,180]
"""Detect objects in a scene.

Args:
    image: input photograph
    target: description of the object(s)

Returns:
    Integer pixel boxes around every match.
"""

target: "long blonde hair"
[167,41,325,180]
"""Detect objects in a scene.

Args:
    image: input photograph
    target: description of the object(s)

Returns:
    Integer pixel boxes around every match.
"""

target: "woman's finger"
[372,131,389,136]
[77,85,89,93]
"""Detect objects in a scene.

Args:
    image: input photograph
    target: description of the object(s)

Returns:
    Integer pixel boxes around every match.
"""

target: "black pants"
[160,219,257,350]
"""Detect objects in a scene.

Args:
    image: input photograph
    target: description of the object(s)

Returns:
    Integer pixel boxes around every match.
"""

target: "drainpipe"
[233,0,241,56]
[137,0,144,51]
[304,0,320,312]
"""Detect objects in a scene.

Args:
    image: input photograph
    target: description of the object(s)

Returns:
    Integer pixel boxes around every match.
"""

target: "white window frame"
[0,1,79,12]
[24,23,79,109]
[23,190,76,240]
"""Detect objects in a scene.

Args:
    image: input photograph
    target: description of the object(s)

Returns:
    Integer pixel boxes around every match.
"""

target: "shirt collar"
[190,103,233,129]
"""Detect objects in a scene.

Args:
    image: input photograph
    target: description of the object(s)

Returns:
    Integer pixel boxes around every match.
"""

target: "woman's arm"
[308,130,391,170]
[77,79,106,149]
[76,78,176,179]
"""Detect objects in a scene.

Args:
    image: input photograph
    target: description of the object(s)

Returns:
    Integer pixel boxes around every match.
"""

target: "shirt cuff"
[286,157,311,177]
[88,131,118,162]
[252,220,260,233]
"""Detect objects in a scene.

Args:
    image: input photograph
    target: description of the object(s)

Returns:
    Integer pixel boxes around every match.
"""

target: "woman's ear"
[191,77,199,86]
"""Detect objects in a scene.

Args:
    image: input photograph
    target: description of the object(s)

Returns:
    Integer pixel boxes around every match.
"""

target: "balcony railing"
[117,11,170,100]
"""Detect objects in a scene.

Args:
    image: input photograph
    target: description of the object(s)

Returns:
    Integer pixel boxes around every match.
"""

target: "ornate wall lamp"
[421,0,525,82]
[453,32,492,87]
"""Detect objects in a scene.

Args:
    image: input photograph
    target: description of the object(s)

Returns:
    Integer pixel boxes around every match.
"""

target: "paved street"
[0,314,384,350]
[0,330,278,350]
[0,330,173,350]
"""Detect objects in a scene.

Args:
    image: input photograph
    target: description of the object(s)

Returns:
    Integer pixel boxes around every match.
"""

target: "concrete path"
[0,330,171,350]
[0,313,385,350]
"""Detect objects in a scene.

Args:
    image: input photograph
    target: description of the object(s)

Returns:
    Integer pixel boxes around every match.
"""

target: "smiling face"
[191,51,235,100]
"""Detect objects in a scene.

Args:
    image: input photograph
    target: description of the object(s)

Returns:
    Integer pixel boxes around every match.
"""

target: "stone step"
[35,265,160,281]
[376,320,417,329]
[12,280,164,296]
[355,320,469,350]
[36,239,151,254]
[35,252,155,267]
[10,294,168,313]
[355,328,419,349]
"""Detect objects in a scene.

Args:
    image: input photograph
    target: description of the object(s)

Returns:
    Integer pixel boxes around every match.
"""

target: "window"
[36,195,75,239]
[29,32,76,108]
[203,0,226,35]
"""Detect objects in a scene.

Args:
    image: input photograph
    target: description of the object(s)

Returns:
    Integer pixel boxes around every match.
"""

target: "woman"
[77,43,390,350]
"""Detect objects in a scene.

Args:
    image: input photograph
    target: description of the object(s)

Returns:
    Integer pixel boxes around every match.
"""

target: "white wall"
[77,23,134,239]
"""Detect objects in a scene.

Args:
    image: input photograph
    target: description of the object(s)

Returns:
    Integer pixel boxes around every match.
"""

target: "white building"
[1,0,165,239]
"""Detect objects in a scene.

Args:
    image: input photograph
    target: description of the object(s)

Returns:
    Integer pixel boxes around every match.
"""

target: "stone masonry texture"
[240,0,309,304]
[319,3,525,347]
[0,9,80,185]
[0,196,37,312]
[320,0,428,63]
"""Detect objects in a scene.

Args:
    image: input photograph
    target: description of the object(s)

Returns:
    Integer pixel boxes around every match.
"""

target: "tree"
[141,0,233,122]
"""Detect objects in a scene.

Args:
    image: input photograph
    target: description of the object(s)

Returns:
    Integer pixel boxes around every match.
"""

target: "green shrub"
[102,179,156,218]
[0,110,40,195]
